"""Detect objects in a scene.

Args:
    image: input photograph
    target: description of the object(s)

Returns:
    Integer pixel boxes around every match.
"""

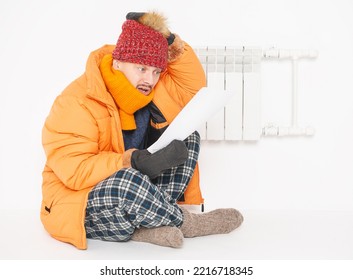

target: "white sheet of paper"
[147,87,236,153]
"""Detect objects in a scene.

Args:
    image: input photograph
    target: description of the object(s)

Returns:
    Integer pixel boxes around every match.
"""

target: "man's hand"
[131,140,188,179]
[122,148,137,168]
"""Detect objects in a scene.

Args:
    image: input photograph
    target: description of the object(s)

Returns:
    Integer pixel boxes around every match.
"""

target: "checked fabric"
[84,132,200,242]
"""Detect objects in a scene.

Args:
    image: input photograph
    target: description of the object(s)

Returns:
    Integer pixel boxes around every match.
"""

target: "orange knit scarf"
[99,54,154,130]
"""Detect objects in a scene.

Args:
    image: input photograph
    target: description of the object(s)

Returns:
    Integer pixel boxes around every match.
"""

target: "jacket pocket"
[146,102,169,147]
[146,120,168,147]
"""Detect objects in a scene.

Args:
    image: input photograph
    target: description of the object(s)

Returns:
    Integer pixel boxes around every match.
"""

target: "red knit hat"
[112,19,168,71]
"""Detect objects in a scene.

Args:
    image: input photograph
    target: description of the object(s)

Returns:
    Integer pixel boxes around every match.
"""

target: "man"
[41,11,243,249]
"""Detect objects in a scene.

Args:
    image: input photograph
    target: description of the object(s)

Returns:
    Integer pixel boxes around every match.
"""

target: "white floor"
[1,208,352,260]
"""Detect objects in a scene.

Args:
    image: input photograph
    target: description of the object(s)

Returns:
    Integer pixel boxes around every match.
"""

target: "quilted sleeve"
[159,42,206,107]
[42,94,123,190]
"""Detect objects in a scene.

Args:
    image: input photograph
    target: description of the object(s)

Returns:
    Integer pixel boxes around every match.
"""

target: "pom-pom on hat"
[112,18,169,71]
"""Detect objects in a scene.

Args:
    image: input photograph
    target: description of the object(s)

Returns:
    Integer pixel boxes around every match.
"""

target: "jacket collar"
[85,45,117,109]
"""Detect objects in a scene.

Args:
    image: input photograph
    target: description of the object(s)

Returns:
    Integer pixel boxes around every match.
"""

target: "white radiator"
[193,46,318,140]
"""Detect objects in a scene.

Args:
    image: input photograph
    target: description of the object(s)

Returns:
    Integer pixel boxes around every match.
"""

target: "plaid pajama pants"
[84,131,200,242]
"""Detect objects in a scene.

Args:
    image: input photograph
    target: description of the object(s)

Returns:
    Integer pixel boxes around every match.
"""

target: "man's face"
[113,60,162,96]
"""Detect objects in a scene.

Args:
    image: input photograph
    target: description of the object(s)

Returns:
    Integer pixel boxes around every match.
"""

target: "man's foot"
[179,207,243,238]
[131,226,184,248]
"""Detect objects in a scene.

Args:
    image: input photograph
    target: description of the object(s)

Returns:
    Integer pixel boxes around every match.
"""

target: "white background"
[1,0,352,212]
[0,0,353,268]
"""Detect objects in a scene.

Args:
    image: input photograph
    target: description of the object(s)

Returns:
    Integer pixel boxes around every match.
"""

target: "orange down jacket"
[41,43,206,249]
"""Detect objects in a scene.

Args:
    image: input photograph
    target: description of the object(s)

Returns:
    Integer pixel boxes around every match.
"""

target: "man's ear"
[113,59,120,70]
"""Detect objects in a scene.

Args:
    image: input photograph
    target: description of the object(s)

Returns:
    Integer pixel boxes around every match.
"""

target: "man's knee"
[184,131,201,151]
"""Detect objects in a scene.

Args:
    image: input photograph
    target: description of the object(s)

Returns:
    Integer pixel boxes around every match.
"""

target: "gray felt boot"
[179,207,244,238]
[131,226,184,248]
